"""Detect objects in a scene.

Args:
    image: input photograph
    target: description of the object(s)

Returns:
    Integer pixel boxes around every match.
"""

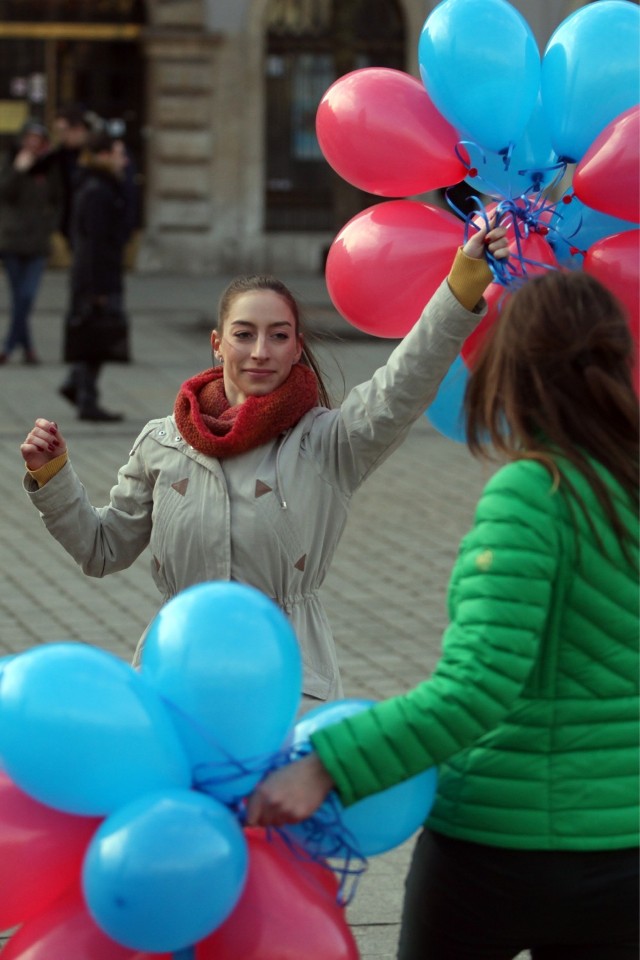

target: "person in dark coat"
[0,120,62,364]
[51,104,93,244]
[59,130,129,422]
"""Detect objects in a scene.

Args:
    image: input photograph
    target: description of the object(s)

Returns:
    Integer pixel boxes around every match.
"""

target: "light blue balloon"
[548,196,639,268]
[0,643,190,815]
[286,698,438,857]
[419,0,540,153]
[82,788,248,952]
[465,94,560,199]
[541,1,640,162]
[425,354,470,444]
[142,582,303,805]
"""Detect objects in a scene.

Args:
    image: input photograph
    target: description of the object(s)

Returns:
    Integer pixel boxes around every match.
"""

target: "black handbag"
[63,299,130,364]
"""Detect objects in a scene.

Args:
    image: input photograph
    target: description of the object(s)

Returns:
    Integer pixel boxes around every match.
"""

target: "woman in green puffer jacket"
[247,268,639,959]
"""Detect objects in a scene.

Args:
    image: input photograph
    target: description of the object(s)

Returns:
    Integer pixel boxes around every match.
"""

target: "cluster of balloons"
[0,581,438,959]
[316,0,639,440]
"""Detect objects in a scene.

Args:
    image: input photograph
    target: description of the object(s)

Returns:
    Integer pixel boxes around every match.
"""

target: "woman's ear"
[211,329,222,358]
[295,333,304,364]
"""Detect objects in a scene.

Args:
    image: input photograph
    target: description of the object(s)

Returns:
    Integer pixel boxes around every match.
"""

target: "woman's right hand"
[463,219,509,261]
[20,419,67,471]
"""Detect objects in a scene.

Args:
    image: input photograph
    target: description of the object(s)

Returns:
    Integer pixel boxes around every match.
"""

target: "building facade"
[0,0,587,274]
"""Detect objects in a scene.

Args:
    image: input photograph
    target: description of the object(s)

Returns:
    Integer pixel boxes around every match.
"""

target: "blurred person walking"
[0,120,62,365]
[59,130,130,422]
[51,104,93,244]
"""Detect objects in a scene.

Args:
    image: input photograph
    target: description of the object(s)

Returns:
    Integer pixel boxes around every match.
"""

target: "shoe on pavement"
[23,350,41,365]
[78,407,124,423]
[58,383,77,406]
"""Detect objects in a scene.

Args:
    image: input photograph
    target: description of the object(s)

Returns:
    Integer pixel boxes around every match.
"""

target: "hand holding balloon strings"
[243,746,367,905]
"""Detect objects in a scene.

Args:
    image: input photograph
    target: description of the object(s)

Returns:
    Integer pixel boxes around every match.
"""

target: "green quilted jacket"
[312,457,639,850]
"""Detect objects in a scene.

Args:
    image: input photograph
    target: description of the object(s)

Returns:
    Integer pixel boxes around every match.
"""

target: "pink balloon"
[584,230,639,394]
[460,282,506,368]
[0,771,100,929]
[1,887,170,960]
[316,67,467,197]
[573,106,640,224]
[326,199,463,337]
[197,829,358,960]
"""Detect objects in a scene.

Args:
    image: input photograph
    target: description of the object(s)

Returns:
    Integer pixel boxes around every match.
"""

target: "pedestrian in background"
[59,130,130,422]
[20,223,508,710]
[0,120,62,365]
[51,104,93,245]
[246,270,639,959]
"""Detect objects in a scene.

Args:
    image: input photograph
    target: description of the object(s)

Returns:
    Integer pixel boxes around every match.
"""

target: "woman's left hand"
[245,751,335,827]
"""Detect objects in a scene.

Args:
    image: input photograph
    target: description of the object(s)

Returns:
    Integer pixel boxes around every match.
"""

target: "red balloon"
[326,199,463,337]
[196,829,359,960]
[461,228,558,367]
[316,67,467,197]
[1,887,169,960]
[573,106,640,224]
[583,229,639,394]
[460,283,506,368]
[0,771,100,929]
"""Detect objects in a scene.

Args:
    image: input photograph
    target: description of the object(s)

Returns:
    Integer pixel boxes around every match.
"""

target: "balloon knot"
[468,167,478,178]
[562,193,573,205]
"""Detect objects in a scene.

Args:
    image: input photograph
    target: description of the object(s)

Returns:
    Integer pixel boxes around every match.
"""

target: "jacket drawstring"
[275,434,288,509]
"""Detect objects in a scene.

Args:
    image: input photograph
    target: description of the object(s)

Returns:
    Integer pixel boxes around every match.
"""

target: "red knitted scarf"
[174,363,319,458]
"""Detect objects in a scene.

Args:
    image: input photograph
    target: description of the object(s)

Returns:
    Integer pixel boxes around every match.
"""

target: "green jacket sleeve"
[311,460,561,806]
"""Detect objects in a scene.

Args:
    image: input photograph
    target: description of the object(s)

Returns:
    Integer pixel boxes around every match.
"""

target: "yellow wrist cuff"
[28,450,68,487]
[447,247,493,311]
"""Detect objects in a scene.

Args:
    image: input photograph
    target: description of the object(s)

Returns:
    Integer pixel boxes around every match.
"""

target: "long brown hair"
[217,275,332,408]
[465,270,639,549]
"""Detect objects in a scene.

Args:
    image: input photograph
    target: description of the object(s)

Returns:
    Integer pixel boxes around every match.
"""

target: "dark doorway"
[264,0,406,233]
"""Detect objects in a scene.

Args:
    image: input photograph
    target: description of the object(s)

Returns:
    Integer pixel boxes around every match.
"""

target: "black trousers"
[397,829,639,960]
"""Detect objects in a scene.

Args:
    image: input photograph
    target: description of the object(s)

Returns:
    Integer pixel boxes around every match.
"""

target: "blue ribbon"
[160,698,368,907]
[445,148,577,291]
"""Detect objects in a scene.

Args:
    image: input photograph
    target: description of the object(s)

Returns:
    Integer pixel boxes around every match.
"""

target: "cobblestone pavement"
[0,271,530,959]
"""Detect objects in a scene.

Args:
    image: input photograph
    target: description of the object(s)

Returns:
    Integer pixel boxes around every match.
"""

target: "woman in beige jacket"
[20,224,507,707]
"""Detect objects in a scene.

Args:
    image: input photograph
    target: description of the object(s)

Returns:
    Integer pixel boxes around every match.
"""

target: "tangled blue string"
[236,742,368,906]
[162,698,368,910]
[450,141,581,289]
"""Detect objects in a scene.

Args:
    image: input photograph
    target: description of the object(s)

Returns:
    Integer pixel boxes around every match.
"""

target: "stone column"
[138,0,223,271]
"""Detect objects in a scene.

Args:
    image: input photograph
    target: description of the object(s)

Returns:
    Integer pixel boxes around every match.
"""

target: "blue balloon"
[82,788,248,952]
[548,196,639,269]
[465,94,560,199]
[425,354,470,444]
[286,698,438,857]
[0,643,190,815]
[0,654,13,679]
[541,1,640,162]
[142,582,303,805]
[419,0,540,153]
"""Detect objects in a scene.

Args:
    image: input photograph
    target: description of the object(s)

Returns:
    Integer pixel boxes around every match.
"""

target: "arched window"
[264,0,405,232]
